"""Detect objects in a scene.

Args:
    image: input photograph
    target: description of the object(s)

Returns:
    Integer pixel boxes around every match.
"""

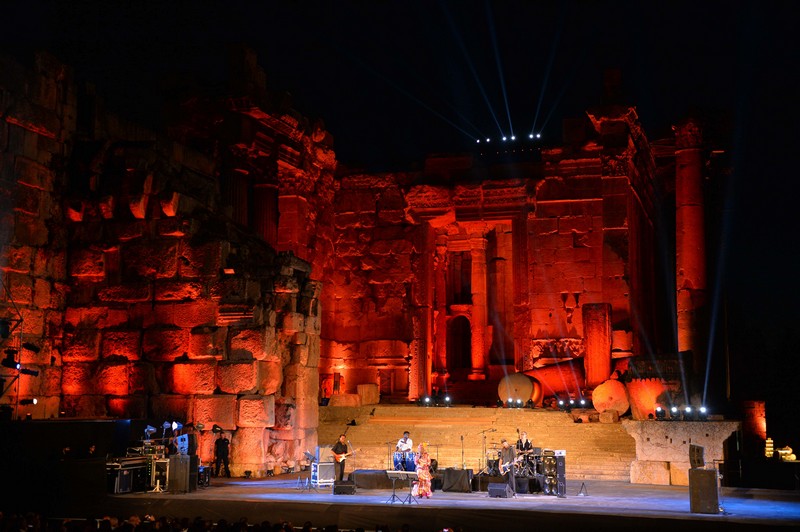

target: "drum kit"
[484,443,540,478]
[393,451,417,472]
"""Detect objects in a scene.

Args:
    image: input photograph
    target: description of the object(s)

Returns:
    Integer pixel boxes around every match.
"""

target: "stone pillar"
[674,119,707,374]
[252,182,279,247]
[468,238,488,380]
[582,303,612,387]
[277,195,310,262]
[225,170,250,227]
[432,242,449,386]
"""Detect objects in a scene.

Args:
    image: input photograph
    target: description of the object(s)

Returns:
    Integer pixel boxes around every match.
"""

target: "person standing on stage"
[214,432,231,478]
[498,438,516,490]
[516,431,533,453]
[414,442,432,499]
[330,434,349,481]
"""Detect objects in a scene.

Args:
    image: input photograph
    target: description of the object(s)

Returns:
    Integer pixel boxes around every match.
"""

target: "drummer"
[396,431,414,453]
[516,431,533,454]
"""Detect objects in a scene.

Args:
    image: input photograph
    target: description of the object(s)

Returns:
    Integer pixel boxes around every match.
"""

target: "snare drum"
[404,451,417,472]
[393,451,406,470]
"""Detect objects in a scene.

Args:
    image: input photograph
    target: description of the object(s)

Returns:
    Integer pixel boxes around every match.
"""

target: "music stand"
[385,470,418,504]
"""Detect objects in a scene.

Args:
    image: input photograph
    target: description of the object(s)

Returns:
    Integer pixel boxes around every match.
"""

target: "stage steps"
[318,404,636,482]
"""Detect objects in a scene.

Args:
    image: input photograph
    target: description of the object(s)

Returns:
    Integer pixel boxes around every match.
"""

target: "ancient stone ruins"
[0,49,727,477]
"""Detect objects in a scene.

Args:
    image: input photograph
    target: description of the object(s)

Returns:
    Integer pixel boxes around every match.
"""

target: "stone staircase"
[318,404,636,481]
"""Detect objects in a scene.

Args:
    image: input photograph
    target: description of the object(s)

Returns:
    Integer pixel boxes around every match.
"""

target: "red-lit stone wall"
[0,53,325,476]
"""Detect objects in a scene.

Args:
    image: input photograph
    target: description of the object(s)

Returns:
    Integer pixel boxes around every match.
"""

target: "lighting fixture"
[172,421,183,431]
[683,406,693,421]
[528,133,534,139]
[212,424,223,434]
[655,407,666,421]
[19,398,37,405]
[1,354,19,370]
[444,395,451,407]
[698,406,708,421]
[526,399,535,409]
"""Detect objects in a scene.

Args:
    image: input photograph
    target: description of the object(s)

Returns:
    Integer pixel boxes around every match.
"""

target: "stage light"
[0,319,10,339]
[655,407,666,421]
[486,138,490,143]
[578,398,587,408]
[536,133,541,139]
[423,396,431,407]
[496,399,504,407]
[20,398,37,405]
[698,407,708,421]
[529,133,534,139]
[172,421,183,432]
[1,353,19,370]
[510,135,516,141]
[569,399,575,408]
[516,399,523,408]
[670,406,679,420]
[195,422,205,431]
[683,406,693,421]
[444,395,451,407]
[144,425,157,439]
[162,421,171,429]
[526,399,535,409]
[212,424,223,434]
[476,139,480,143]
[20,368,38,377]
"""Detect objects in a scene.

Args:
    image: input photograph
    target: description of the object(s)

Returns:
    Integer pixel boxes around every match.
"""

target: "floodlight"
[655,407,666,420]
[516,399,523,408]
[20,398,37,405]
[444,395,451,407]
[502,136,507,141]
[162,421,171,429]
[486,138,490,143]
[578,398,587,407]
[1,353,19,370]
[423,396,431,406]
[670,406,679,420]
[698,406,708,421]
[526,399,535,409]
[172,421,183,431]
[536,133,541,139]
[476,139,481,143]
[529,133,534,139]
[144,425,157,438]
[683,406,693,421]
[510,135,516,141]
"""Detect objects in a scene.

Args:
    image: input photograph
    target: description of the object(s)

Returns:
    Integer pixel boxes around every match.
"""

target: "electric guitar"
[332,449,360,462]
[499,455,522,474]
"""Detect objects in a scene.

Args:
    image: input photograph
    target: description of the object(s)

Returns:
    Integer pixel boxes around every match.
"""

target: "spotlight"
[526,399,535,409]
[172,421,183,431]
[486,138,490,143]
[558,399,571,413]
[502,136,507,141]
[476,139,480,143]
[162,421,172,430]
[1,353,19,370]
[536,133,541,139]
[670,406,679,420]
[528,133,534,139]
[506,398,514,408]
[655,407,666,421]
[423,396,431,407]
[444,395,451,407]
[698,406,708,421]
[569,399,575,408]
[144,425,157,439]
[195,422,205,431]
[510,135,516,141]
[578,398,587,408]
[683,406,693,421]
[20,398,37,405]
[0,318,10,339]
[244,470,252,479]
[496,399,504,407]
[212,424,223,434]
[20,368,39,377]
[516,399,523,408]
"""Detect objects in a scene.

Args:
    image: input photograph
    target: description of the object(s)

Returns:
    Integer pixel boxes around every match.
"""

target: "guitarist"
[330,434,349,481]
[498,438,516,492]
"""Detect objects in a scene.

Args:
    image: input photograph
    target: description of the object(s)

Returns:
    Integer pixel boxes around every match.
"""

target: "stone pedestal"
[622,420,740,485]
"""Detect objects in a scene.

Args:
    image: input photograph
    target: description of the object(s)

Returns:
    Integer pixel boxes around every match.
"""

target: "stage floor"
[91,473,800,531]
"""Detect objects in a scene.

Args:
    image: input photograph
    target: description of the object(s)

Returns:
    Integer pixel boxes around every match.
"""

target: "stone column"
[277,195,310,262]
[674,119,707,374]
[432,242,449,387]
[252,182,279,247]
[468,238,488,380]
[582,303,612,387]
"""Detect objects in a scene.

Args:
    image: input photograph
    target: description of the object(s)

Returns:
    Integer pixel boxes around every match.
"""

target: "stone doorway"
[447,315,472,381]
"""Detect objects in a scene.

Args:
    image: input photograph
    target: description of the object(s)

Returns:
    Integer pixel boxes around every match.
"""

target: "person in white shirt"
[396,431,413,452]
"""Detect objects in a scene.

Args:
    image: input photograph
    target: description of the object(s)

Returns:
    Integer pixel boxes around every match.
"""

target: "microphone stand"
[460,435,465,469]
[384,441,394,469]
[477,427,495,475]
[347,440,356,475]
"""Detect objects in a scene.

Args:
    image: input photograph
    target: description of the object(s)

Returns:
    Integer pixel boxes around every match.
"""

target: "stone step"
[318,403,636,482]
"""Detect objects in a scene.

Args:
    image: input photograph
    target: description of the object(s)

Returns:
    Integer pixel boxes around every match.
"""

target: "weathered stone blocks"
[193,395,237,430]
[630,460,671,485]
[217,360,258,394]
[169,361,216,395]
[237,394,276,427]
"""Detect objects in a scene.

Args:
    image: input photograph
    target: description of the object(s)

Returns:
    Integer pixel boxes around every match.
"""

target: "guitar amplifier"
[311,462,336,486]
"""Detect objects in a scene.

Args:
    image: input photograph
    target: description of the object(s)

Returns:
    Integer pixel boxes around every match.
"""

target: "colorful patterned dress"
[415,447,433,498]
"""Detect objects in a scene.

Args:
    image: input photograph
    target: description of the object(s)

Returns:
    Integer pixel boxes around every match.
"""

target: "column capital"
[673,118,703,150]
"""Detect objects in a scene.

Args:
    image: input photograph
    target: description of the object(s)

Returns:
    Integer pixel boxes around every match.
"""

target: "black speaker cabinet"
[487,482,514,498]
[689,468,719,514]
[514,476,530,494]
[333,480,357,495]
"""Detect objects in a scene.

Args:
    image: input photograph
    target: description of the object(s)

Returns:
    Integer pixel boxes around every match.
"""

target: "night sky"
[5,1,800,427]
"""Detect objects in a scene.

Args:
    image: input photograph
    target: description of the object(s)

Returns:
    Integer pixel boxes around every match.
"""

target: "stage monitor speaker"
[312,462,336,485]
[487,482,514,498]
[333,480,356,495]
[689,468,719,514]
